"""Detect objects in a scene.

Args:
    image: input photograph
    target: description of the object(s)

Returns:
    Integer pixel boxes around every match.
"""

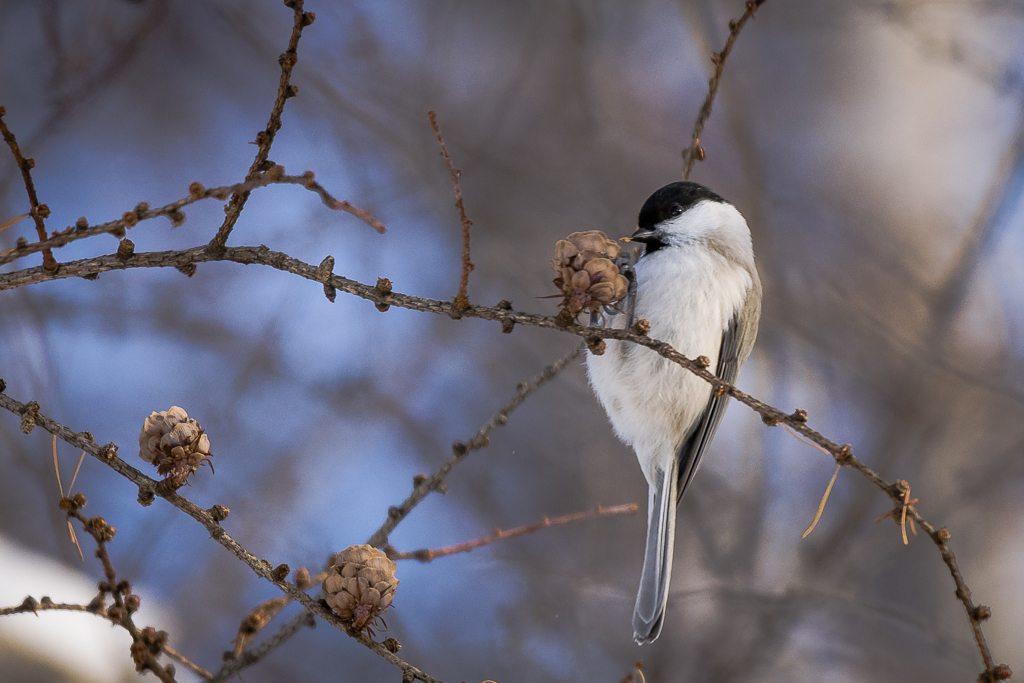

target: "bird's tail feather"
[632,458,679,644]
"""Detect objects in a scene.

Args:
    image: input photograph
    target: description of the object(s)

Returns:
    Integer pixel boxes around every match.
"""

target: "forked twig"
[207,0,315,251]
[0,171,383,269]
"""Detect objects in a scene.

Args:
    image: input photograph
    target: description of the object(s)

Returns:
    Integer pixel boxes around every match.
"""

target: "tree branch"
[207,0,316,251]
[428,110,474,311]
[682,0,767,180]
[0,106,57,271]
[366,344,584,549]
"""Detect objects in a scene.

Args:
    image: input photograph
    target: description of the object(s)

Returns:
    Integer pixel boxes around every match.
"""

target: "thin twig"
[428,110,474,311]
[228,595,291,659]
[366,344,584,549]
[0,106,57,271]
[64,504,177,683]
[387,503,638,562]
[207,0,314,252]
[161,645,213,680]
[682,0,767,180]
[0,0,168,204]
[211,610,314,683]
[1,598,103,617]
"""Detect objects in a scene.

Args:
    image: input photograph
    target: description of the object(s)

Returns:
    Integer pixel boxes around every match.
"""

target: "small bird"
[586,181,761,644]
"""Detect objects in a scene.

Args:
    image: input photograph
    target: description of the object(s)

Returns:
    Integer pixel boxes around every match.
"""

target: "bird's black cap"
[637,182,728,230]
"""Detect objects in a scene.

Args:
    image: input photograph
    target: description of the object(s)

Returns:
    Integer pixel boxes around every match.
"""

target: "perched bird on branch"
[587,181,761,644]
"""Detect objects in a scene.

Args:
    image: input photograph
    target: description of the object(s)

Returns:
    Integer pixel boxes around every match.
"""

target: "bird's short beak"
[628,227,659,244]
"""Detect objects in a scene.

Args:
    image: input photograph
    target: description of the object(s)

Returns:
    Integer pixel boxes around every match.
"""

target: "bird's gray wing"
[676,283,761,500]
[623,261,638,330]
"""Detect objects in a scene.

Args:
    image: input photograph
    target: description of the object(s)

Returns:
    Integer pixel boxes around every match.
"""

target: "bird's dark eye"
[669,204,683,217]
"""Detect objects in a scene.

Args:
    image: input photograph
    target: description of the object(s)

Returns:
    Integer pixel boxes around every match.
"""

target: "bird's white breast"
[586,239,752,483]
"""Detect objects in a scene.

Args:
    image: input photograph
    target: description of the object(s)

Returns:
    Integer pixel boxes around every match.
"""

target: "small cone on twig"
[323,544,399,635]
[138,407,213,488]
[550,231,629,321]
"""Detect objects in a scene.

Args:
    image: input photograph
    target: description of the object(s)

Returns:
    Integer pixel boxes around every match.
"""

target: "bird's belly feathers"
[586,247,750,481]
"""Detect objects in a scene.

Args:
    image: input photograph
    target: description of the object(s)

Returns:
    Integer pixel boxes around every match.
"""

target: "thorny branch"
[386,503,639,562]
[0,106,57,271]
[428,110,475,311]
[207,0,314,252]
[681,0,767,180]
[0,242,1009,679]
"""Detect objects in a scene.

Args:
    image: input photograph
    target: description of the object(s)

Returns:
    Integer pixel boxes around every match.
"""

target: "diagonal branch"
[682,0,767,180]
[0,106,57,272]
[366,344,584,549]
[428,110,475,311]
[207,0,315,252]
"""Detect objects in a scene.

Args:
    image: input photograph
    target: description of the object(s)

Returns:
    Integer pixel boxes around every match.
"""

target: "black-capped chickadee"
[587,181,761,644]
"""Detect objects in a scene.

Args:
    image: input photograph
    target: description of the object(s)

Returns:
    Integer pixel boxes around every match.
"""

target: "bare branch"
[211,610,314,683]
[161,645,213,680]
[682,0,767,180]
[428,110,475,311]
[0,106,57,271]
[366,344,584,549]
[207,0,315,251]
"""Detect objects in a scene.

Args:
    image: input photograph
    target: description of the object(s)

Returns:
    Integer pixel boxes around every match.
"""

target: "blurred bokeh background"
[2,0,1023,681]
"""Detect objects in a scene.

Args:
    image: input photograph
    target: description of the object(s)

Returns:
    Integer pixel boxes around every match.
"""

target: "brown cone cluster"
[551,231,629,320]
[138,406,213,488]
[323,544,399,634]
